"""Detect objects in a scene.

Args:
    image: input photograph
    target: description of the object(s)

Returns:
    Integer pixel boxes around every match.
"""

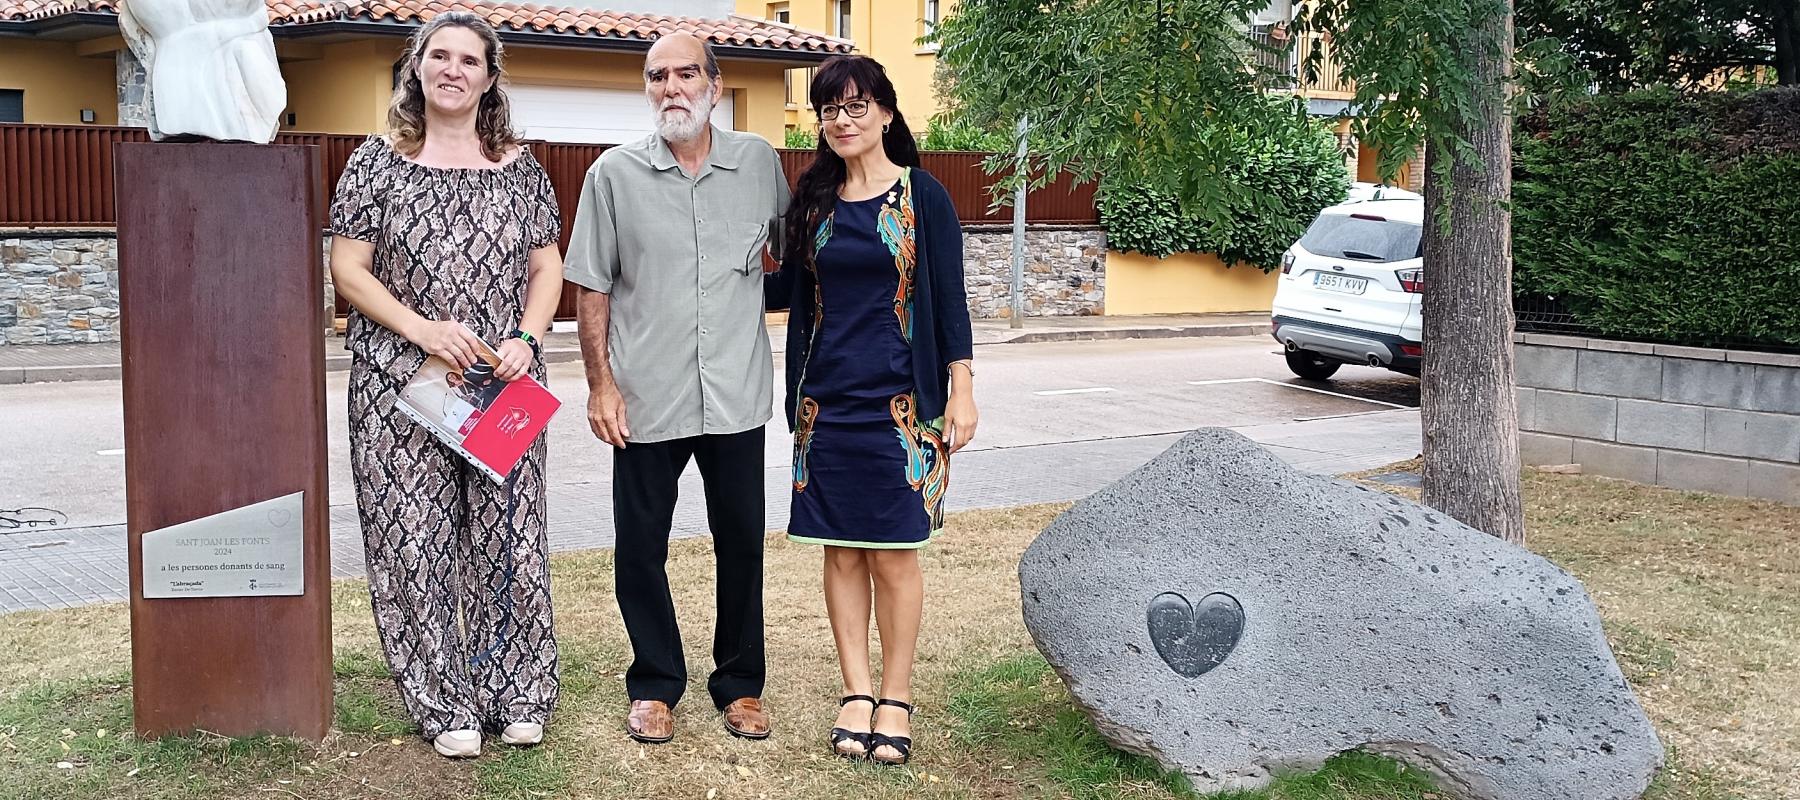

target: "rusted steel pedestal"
[115,143,332,739]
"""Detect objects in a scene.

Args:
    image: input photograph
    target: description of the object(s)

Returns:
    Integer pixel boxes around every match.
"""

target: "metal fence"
[1,123,1099,230]
[1514,294,1800,355]
[5,123,1099,320]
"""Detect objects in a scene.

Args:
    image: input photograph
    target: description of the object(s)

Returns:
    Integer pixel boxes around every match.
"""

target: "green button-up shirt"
[564,126,790,443]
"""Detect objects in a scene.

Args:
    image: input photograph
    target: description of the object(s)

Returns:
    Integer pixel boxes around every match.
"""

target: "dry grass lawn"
[0,469,1795,800]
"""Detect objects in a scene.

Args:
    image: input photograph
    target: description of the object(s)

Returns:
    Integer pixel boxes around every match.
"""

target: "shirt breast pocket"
[725,220,770,275]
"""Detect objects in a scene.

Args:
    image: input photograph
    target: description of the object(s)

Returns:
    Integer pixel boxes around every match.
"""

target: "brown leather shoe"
[626,700,674,744]
[721,697,771,740]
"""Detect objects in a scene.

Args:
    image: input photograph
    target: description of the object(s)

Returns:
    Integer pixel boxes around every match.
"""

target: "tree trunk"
[1419,0,1525,544]
[1774,0,1800,85]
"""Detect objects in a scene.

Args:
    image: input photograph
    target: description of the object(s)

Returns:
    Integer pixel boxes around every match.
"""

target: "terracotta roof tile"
[2,0,117,20]
[0,0,855,54]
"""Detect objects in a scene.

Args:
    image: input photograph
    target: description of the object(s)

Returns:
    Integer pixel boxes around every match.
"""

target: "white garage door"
[508,84,734,145]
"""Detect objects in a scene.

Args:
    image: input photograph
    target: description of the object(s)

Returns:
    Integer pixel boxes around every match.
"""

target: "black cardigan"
[766,167,974,431]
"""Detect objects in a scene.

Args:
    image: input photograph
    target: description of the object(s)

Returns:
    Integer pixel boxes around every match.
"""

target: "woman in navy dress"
[776,55,977,766]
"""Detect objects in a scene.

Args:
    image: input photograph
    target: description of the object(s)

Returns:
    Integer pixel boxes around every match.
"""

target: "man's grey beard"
[655,90,715,143]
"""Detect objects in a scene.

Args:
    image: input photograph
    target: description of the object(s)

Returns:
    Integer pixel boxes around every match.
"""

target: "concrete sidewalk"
[0,408,1419,613]
[0,313,1268,384]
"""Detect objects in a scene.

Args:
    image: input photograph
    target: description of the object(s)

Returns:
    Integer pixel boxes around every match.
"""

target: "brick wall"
[1516,333,1800,504]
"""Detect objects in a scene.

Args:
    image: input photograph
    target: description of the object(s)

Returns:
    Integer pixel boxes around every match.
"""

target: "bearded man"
[564,31,790,745]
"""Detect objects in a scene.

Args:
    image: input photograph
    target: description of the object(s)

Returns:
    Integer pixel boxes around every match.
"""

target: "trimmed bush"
[1514,86,1800,348]
[920,118,1017,153]
[784,128,818,150]
[1098,120,1348,270]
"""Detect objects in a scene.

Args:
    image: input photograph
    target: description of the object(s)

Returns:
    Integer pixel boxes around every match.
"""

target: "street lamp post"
[1010,115,1028,329]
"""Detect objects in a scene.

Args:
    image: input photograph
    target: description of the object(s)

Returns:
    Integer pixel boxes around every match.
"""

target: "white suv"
[1270,189,1424,380]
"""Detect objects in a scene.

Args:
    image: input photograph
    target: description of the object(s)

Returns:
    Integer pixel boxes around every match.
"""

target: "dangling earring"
[882,123,891,134]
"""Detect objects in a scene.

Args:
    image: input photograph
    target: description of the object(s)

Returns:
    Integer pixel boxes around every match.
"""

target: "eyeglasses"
[818,99,871,121]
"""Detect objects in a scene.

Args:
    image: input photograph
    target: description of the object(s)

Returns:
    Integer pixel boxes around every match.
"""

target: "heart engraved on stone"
[1146,591,1245,678]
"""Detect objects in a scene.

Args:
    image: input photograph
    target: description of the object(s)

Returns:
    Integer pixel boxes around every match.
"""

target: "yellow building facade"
[737,0,952,134]
[0,39,120,126]
[0,3,845,145]
[729,3,1419,316]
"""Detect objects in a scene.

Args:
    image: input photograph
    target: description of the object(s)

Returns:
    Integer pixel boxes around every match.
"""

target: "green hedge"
[1097,121,1348,271]
[1514,87,1800,348]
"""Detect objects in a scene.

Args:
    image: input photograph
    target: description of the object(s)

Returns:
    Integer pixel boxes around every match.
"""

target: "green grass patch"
[1605,622,1679,686]
[473,640,605,799]
[1643,744,1741,800]
[476,745,571,799]
[1235,752,1440,800]
[334,650,414,736]
[945,653,1443,800]
[945,652,1195,799]
[0,671,307,800]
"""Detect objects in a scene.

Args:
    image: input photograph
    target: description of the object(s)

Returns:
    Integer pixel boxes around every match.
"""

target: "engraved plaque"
[141,492,305,598]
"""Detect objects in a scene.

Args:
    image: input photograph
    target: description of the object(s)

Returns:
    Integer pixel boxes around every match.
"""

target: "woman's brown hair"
[386,11,522,161]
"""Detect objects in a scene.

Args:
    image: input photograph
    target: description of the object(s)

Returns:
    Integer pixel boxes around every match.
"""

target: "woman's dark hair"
[782,55,921,268]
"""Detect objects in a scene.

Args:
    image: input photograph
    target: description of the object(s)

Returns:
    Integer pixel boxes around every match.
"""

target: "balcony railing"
[1296,32,1353,96]
[1246,27,1354,97]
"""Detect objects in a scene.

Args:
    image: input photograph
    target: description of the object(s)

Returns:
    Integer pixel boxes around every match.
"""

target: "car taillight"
[1281,252,1296,275]
[1396,268,1423,293]
[1400,343,1423,357]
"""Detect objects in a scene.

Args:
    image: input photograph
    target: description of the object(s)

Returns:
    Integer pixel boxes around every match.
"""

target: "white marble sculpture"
[119,0,287,143]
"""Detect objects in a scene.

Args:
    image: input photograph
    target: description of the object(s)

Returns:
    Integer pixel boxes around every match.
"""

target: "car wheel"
[1285,349,1342,381]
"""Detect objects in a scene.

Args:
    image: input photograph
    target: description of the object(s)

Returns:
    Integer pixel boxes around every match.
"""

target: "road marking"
[1186,377,1414,410]
[96,449,124,456]
[1034,387,1117,396]
[1292,408,1418,422]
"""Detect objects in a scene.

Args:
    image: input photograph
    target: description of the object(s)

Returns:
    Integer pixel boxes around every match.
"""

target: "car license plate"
[1314,273,1368,294]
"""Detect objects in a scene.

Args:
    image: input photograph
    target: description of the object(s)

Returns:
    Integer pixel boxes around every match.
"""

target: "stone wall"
[1,230,335,345]
[2,226,1110,344]
[0,233,120,344]
[116,50,150,129]
[963,224,1106,318]
[1516,333,1800,505]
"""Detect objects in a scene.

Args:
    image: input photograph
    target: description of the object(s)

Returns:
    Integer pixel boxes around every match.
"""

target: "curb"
[984,323,1266,346]
[0,323,1268,384]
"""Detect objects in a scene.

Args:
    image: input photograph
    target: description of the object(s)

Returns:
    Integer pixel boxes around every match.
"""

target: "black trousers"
[612,427,766,709]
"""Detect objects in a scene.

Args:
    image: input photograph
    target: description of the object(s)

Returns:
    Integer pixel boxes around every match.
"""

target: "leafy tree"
[930,0,1311,236]
[1516,0,1798,90]
[1295,0,1525,543]
[937,0,1528,540]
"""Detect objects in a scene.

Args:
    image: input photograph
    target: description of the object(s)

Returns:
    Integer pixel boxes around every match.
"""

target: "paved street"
[0,334,1421,613]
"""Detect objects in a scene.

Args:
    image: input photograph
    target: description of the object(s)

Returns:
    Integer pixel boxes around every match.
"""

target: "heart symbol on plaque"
[1146,591,1245,678]
[266,508,293,528]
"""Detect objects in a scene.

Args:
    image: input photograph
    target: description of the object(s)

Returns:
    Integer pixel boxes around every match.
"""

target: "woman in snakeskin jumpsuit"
[326,12,565,759]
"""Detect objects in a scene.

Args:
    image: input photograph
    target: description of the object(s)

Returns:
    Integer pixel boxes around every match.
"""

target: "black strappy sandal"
[868,698,915,766]
[829,694,875,760]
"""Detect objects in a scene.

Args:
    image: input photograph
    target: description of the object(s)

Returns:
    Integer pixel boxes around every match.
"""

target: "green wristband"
[510,328,541,356]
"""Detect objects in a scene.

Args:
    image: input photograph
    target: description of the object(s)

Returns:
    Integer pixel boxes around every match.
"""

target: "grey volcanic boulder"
[1019,428,1662,799]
